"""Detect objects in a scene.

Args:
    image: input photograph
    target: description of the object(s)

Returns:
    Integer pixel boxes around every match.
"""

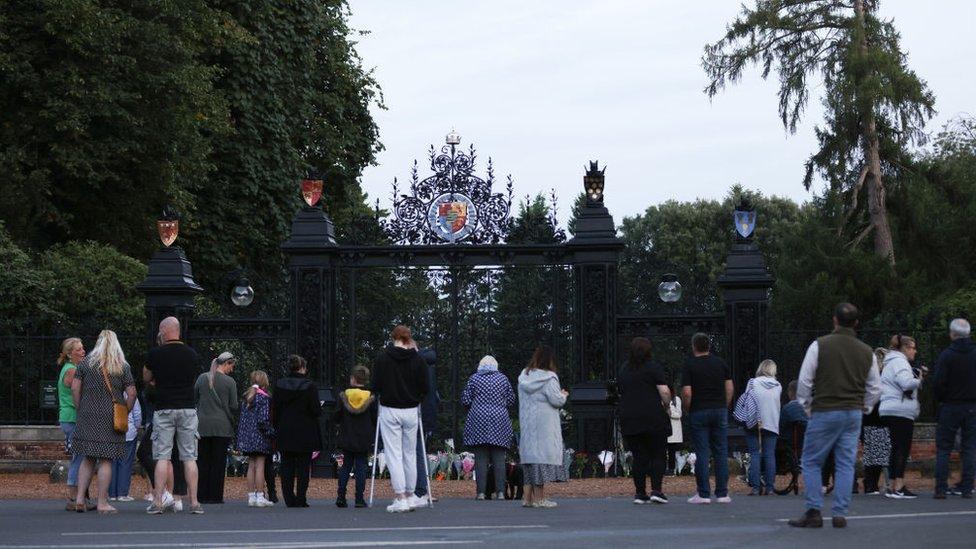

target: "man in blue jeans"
[790,303,881,529]
[681,333,734,504]
[932,318,976,499]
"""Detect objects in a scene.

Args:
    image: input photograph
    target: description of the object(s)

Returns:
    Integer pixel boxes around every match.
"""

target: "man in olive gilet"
[789,303,881,529]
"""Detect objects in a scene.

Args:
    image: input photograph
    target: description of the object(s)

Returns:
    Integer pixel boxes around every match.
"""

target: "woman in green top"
[58,337,87,510]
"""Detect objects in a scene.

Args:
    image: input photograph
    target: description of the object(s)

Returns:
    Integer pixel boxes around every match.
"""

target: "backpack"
[733,379,761,428]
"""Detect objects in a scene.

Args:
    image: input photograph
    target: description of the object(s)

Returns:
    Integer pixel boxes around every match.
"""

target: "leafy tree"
[703,0,935,265]
[0,0,234,259]
[181,0,383,311]
[38,241,148,333]
[0,224,55,332]
[617,186,800,316]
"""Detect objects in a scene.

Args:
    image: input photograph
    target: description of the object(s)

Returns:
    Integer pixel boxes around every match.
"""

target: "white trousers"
[379,405,419,495]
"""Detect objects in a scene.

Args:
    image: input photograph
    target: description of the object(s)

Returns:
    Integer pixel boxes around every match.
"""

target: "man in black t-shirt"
[681,333,733,504]
[143,317,204,514]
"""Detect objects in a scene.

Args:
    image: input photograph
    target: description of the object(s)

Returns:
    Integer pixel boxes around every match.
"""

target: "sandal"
[97,508,118,515]
[69,503,87,513]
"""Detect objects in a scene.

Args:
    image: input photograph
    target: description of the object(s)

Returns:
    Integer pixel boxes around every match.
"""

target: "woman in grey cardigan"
[518,345,568,509]
[194,352,239,504]
[880,335,923,499]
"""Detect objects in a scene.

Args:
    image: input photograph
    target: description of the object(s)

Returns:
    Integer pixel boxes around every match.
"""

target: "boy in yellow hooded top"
[334,365,377,508]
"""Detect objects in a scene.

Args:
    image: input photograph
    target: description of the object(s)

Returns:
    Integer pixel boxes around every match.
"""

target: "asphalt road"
[0,493,973,548]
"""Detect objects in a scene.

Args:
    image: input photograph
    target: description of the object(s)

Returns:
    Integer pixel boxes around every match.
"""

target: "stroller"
[774,423,804,495]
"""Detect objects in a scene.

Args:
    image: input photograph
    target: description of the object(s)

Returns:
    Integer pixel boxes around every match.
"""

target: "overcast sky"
[348,1,975,225]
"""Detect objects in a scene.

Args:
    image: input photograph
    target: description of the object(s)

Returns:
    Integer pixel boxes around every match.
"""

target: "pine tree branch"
[837,165,868,236]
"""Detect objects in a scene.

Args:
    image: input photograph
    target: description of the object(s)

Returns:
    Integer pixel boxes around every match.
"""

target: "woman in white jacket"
[667,388,683,475]
[745,360,782,495]
[879,335,923,499]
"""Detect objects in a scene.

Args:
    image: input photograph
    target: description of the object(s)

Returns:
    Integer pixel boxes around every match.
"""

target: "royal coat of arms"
[428,193,478,242]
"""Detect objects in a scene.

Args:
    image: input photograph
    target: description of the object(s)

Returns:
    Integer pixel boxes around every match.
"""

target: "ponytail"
[244,370,270,407]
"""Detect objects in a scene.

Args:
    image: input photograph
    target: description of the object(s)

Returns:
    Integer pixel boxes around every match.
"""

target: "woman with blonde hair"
[880,334,923,499]
[236,370,274,507]
[744,359,782,495]
[70,330,136,513]
[57,337,88,510]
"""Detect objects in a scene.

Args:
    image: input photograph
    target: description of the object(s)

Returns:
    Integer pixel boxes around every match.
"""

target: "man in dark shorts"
[681,333,734,504]
[144,317,205,514]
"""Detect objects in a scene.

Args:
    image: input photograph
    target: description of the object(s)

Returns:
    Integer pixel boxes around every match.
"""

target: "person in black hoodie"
[617,337,672,504]
[334,365,377,508]
[272,355,322,507]
[372,325,430,513]
[933,318,976,499]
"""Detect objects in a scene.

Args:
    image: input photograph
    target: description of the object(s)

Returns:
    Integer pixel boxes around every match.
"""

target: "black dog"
[505,462,524,500]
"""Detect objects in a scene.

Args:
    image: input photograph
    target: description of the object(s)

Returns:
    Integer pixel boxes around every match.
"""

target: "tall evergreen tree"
[703,0,934,265]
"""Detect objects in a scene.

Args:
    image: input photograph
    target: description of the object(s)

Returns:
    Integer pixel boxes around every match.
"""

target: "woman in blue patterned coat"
[462,355,516,500]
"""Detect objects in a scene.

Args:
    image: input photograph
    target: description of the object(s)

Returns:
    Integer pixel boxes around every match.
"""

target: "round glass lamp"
[231,278,255,307]
[657,273,682,303]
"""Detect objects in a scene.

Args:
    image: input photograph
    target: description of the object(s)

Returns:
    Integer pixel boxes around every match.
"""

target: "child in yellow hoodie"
[334,365,377,508]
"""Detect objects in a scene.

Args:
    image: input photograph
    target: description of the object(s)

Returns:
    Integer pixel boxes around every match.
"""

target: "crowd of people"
[55,304,975,528]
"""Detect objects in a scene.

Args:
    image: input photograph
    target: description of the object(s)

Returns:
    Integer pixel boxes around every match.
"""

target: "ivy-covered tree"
[0,0,234,259]
[185,0,383,310]
[703,0,935,265]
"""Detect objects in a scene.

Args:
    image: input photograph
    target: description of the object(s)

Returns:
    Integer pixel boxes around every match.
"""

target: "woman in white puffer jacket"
[879,335,923,499]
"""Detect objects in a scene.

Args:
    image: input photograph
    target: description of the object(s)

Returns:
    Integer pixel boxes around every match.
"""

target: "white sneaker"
[108,497,118,501]
[715,496,732,504]
[144,493,154,502]
[117,495,134,502]
[687,495,711,504]
[533,499,557,508]
[248,492,257,507]
[149,491,175,512]
[173,499,183,513]
[256,494,275,507]
[406,494,427,509]
[386,499,412,513]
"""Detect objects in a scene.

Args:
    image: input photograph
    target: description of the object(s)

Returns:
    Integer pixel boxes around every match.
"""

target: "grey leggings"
[473,445,507,496]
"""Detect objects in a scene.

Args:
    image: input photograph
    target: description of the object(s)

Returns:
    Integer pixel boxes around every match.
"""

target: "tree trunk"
[855,0,896,266]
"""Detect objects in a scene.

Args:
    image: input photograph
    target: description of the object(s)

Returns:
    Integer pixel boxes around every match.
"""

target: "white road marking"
[776,510,976,522]
[0,541,480,549]
[63,525,548,537]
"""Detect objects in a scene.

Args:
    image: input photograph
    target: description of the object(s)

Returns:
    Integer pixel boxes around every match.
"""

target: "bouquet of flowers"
[563,448,575,472]
[572,451,589,479]
[598,450,614,476]
[460,452,475,480]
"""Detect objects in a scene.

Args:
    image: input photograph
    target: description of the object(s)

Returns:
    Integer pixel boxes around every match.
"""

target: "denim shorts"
[152,409,199,461]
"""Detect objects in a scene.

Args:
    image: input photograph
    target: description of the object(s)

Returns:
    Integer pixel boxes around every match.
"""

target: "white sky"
[349,1,976,224]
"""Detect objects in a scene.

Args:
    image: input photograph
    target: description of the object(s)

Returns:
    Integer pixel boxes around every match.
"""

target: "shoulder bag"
[733,378,761,429]
[100,364,128,435]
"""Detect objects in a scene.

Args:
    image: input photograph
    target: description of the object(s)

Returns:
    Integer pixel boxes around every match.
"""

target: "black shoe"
[649,491,668,504]
[633,494,650,504]
[832,516,847,528]
[934,492,947,500]
[898,488,918,499]
[947,486,963,496]
[354,498,367,508]
[336,497,347,508]
[788,509,824,528]
[963,492,974,499]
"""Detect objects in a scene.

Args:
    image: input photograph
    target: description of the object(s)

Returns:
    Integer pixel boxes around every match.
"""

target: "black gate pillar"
[281,202,338,386]
[566,162,624,471]
[281,199,338,470]
[717,202,773,395]
[136,245,203,350]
